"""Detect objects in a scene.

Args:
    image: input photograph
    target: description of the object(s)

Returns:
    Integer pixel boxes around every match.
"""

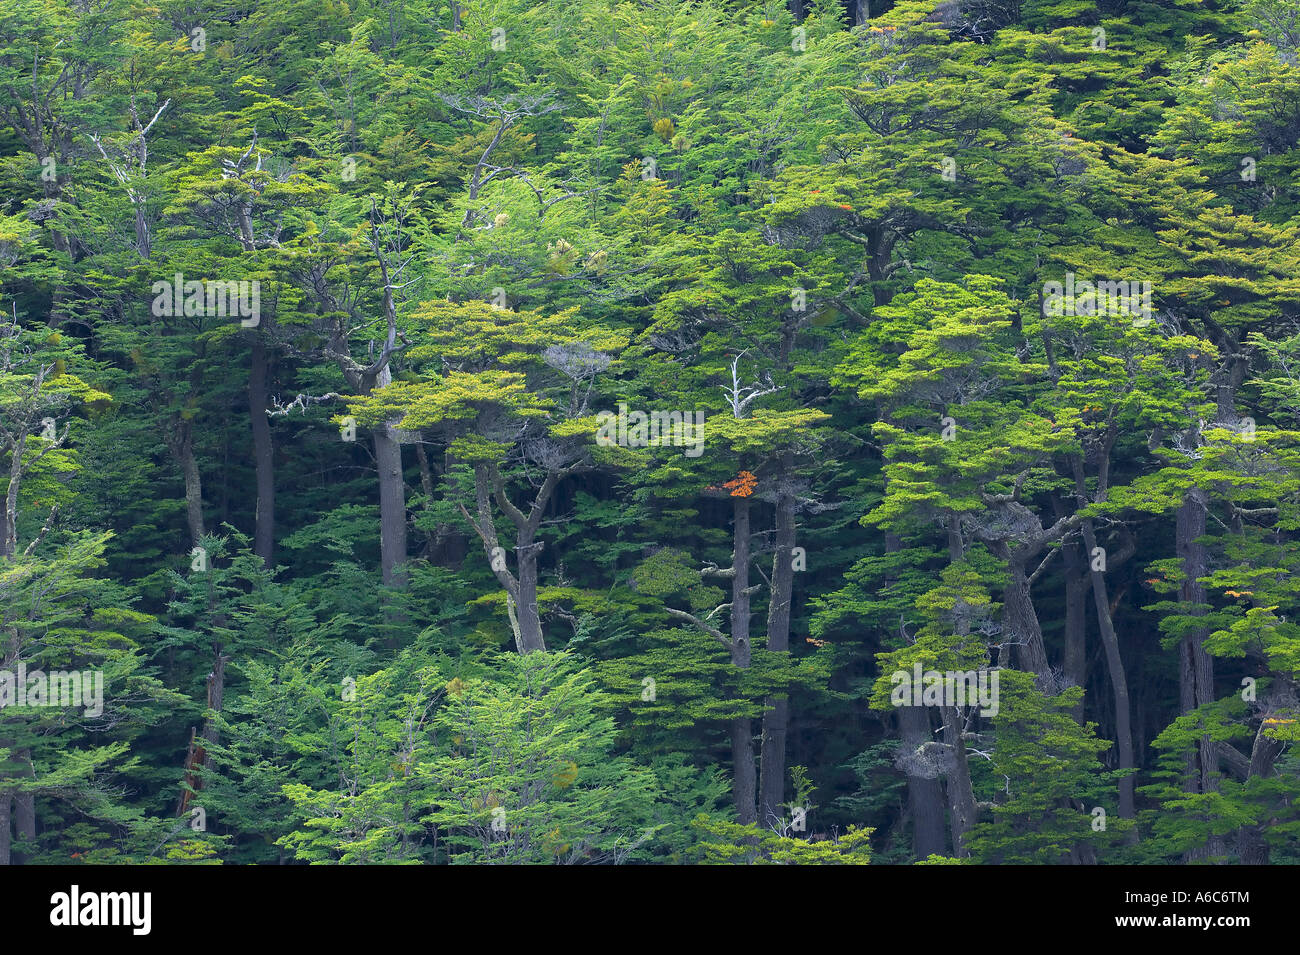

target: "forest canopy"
[0,0,1298,866]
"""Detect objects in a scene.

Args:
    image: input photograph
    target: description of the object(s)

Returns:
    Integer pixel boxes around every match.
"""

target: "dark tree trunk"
[1176,490,1216,792]
[1238,723,1285,864]
[36,146,72,257]
[942,705,978,857]
[943,515,978,855]
[13,784,34,863]
[0,628,17,863]
[201,654,226,769]
[0,789,9,866]
[1061,537,1088,720]
[513,541,546,653]
[414,440,438,559]
[178,652,228,817]
[1176,487,1222,860]
[731,497,757,826]
[884,525,949,858]
[1078,518,1136,820]
[413,443,468,567]
[248,333,275,565]
[0,750,36,864]
[759,485,795,827]
[898,704,947,858]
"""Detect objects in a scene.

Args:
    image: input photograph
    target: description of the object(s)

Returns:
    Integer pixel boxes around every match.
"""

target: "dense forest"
[0,0,1297,866]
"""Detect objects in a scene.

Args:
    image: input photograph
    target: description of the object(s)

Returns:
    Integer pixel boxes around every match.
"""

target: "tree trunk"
[1176,487,1222,860]
[0,789,9,866]
[1078,518,1136,820]
[513,541,546,653]
[1000,555,1053,681]
[414,440,438,559]
[466,464,557,653]
[2,423,29,558]
[373,419,408,588]
[886,523,948,859]
[1061,537,1088,720]
[758,486,795,828]
[178,652,227,817]
[248,333,275,565]
[134,204,152,260]
[170,422,205,547]
[1176,490,1216,792]
[943,515,978,855]
[731,497,757,826]
[13,774,34,864]
[898,704,947,858]
[1237,722,1285,864]
[34,144,72,258]
[201,654,226,768]
[942,704,978,857]
[0,622,16,863]
[413,444,467,566]
[0,745,34,865]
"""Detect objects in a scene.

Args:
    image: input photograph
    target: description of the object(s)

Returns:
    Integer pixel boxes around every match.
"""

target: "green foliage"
[694,815,874,864]
[1,0,1298,868]
[964,671,1132,863]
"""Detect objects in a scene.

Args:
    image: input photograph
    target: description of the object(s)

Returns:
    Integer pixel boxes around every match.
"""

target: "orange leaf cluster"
[720,470,757,497]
